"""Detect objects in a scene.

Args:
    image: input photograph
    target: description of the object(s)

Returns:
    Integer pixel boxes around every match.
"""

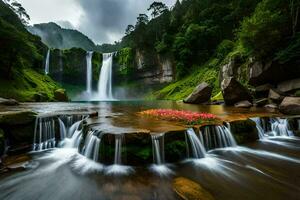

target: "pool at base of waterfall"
[0,101,300,200]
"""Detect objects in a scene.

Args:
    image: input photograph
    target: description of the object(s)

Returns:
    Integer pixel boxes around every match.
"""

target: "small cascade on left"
[33,117,56,151]
[44,49,50,75]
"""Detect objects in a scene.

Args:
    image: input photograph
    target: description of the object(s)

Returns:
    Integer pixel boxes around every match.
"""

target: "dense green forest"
[114,0,300,100]
[0,0,66,101]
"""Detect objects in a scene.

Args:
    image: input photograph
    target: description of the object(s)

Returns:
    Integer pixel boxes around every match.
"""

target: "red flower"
[139,109,218,125]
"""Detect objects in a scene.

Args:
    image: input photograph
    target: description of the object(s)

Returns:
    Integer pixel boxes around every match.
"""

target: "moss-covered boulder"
[230,119,258,144]
[54,89,68,102]
[173,177,215,200]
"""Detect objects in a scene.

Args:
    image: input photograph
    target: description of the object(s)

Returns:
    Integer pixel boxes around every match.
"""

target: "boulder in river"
[268,89,284,103]
[255,84,274,98]
[184,83,212,104]
[221,77,252,105]
[279,97,300,115]
[54,89,69,102]
[234,100,252,108]
[173,177,215,200]
[0,98,19,106]
[277,78,300,93]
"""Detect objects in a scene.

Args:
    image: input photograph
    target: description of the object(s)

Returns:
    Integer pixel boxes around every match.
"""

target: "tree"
[4,0,30,25]
[136,14,149,26]
[147,1,168,18]
[289,0,300,36]
[125,25,135,35]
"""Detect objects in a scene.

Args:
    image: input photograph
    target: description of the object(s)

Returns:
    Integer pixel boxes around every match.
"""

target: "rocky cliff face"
[46,48,102,87]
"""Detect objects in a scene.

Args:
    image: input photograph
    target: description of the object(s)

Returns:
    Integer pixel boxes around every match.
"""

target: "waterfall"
[200,125,237,150]
[58,118,67,140]
[114,134,123,165]
[271,118,294,137]
[44,49,50,75]
[86,51,93,94]
[98,53,114,100]
[186,128,206,159]
[33,117,56,151]
[251,118,266,139]
[81,130,102,162]
[252,117,294,138]
[151,134,165,165]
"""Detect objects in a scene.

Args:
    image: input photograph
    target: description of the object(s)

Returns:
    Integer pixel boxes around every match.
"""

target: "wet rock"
[254,98,269,107]
[277,78,300,93]
[264,103,278,109]
[184,83,212,104]
[0,98,19,106]
[279,97,300,115]
[234,100,252,108]
[221,77,252,105]
[0,111,36,125]
[230,119,259,144]
[54,89,68,102]
[268,89,284,103]
[173,177,215,200]
[255,84,274,98]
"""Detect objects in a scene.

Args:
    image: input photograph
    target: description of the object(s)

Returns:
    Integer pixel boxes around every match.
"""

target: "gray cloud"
[75,0,176,44]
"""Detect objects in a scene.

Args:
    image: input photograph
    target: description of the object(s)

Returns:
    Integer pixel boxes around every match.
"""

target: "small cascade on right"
[185,128,206,159]
[44,49,50,75]
[271,118,294,137]
[98,53,114,100]
[199,125,237,151]
[251,117,294,138]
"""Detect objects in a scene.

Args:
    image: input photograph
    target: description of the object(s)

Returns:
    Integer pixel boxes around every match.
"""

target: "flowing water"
[98,53,114,100]
[86,51,93,94]
[44,49,50,75]
[1,102,300,200]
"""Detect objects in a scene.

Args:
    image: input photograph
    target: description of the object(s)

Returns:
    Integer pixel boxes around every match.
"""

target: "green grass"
[0,68,61,102]
[148,59,221,100]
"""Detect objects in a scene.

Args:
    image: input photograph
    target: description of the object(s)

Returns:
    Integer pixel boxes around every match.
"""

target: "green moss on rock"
[230,119,258,144]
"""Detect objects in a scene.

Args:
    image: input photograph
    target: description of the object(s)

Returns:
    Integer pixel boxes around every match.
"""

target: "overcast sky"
[18,0,176,44]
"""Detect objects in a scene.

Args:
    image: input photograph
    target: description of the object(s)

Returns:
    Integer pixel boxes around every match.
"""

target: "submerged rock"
[264,103,278,109]
[279,97,300,115]
[54,89,69,102]
[221,77,252,105]
[184,83,212,104]
[173,177,215,200]
[234,100,252,108]
[0,98,19,106]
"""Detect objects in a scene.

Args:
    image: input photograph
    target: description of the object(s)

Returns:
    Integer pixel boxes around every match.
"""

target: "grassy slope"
[0,68,61,101]
[149,59,221,100]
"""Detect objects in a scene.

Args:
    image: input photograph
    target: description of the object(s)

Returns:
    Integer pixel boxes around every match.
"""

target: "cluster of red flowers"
[140,109,218,125]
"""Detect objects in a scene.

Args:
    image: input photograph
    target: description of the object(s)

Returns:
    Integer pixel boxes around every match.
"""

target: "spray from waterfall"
[98,53,114,100]
[86,51,93,94]
[44,49,50,75]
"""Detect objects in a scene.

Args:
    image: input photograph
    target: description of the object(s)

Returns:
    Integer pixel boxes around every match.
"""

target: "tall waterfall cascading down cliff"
[44,49,50,75]
[86,51,93,94]
[98,53,114,100]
